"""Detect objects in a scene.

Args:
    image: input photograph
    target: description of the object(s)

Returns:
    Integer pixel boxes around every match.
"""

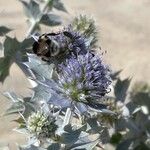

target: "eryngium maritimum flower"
[27,111,58,138]
[39,53,111,114]
[59,53,111,99]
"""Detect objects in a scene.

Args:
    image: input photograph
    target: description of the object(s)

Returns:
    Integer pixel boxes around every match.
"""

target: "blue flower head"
[39,53,112,114]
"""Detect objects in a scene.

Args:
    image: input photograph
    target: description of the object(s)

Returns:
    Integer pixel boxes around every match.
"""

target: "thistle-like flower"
[39,53,111,114]
[71,15,98,48]
[27,111,58,139]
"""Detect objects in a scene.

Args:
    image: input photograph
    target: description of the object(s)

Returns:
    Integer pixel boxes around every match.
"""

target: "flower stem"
[63,108,72,127]
[26,0,51,37]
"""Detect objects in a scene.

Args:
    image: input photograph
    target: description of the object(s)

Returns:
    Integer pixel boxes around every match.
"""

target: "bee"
[32,33,62,62]
[32,31,84,62]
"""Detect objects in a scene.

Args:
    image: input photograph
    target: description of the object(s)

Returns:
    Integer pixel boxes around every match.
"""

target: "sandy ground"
[0,0,150,149]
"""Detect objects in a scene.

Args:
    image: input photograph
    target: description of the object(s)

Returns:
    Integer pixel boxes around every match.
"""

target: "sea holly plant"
[0,0,67,82]
[0,1,150,150]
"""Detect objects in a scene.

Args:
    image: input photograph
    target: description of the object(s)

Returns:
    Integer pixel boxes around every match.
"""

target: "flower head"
[27,111,58,139]
[40,53,111,114]
[58,53,111,101]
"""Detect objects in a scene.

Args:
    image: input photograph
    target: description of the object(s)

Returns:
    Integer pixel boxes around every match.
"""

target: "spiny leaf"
[19,145,45,150]
[86,118,102,134]
[22,98,35,118]
[20,0,41,19]
[3,92,21,102]
[32,84,51,102]
[47,143,60,150]
[0,57,11,82]
[114,78,131,102]
[0,26,12,36]
[21,37,34,50]
[4,36,21,57]
[116,139,133,150]
[61,125,87,144]
[5,101,25,115]
[71,139,100,150]
[4,92,35,117]
[52,0,67,13]
[0,36,21,82]
[24,54,54,80]
[0,36,33,82]
[40,13,61,26]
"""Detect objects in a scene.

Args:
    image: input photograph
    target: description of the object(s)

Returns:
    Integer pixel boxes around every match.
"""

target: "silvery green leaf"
[20,0,41,19]
[47,143,60,150]
[114,78,131,102]
[116,139,133,150]
[86,118,102,133]
[60,125,87,145]
[53,0,67,13]
[0,26,12,36]
[40,14,61,26]
[1,36,33,77]
[21,37,34,50]
[13,127,29,135]
[5,101,25,115]
[24,54,54,80]
[62,108,72,127]
[19,145,45,150]
[3,92,22,102]
[4,36,21,57]
[89,105,116,115]
[32,84,51,102]
[0,57,11,82]
[4,92,34,117]
[71,139,99,150]
[22,98,35,118]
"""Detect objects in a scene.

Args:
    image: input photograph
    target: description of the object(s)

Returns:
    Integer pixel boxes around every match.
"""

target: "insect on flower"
[32,29,88,62]
[32,33,63,62]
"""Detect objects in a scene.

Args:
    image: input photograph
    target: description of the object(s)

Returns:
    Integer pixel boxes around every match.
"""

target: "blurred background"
[0,0,150,149]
